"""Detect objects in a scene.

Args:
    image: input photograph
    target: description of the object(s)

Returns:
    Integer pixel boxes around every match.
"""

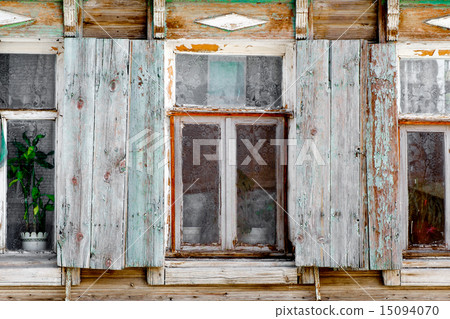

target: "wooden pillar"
[387,0,399,41]
[63,0,82,37]
[147,267,164,285]
[296,0,308,39]
[383,269,401,286]
[300,266,315,285]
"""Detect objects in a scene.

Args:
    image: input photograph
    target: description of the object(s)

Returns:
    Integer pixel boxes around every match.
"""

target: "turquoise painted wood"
[126,40,165,268]
[89,39,129,270]
[57,38,96,268]
[295,40,367,268]
[367,43,401,270]
[58,39,129,270]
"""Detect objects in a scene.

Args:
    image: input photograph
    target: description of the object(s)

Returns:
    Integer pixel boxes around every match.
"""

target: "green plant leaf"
[32,134,45,146]
[47,150,54,156]
[12,141,27,153]
[22,132,31,146]
[32,186,40,200]
[44,204,54,211]
[8,179,18,187]
[33,205,39,216]
[37,160,54,169]
[35,151,47,159]
[45,194,55,202]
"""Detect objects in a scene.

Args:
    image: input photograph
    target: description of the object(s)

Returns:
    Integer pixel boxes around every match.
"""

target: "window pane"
[176,54,282,108]
[407,132,445,247]
[400,59,450,114]
[6,120,55,251]
[0,54,56,109]
[182,124,221,245]
[236,124,277,246]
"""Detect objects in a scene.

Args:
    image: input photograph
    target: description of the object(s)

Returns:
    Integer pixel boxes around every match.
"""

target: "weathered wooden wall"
[0,0,63,38]
[1,268,450,300]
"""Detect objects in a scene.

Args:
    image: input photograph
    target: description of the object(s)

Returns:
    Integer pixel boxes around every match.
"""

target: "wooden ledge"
[0,253,62,286]
[164,258,297,285]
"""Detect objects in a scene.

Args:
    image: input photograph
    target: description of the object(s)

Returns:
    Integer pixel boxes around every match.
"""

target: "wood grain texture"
[367,43,400,270]
[82,0,147,39]
[399,6,450,41]
[312,0,378,41]
[0,1,63,38]
[90,39,129,270]
[401,268,450,286]
[295,40,331,267]
[126,40,165,268]
[330,40,365,268]
[58,38,96,269]
[166,2,294,39]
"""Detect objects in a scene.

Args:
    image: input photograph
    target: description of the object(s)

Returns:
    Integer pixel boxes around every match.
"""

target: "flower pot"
[20,232,48,251]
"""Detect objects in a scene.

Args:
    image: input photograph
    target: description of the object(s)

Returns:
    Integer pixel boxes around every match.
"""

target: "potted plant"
[8,132,54,251]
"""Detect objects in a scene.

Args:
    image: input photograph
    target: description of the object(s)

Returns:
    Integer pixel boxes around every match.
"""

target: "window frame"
[0,41,63,255]
[173,115,286,254]
[165,40,294,257]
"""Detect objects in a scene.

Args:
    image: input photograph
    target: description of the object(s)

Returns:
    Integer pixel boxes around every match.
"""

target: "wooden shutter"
[126,40,165,268]
[57,38,129,270]
[366,43,401,270]
[294,40,368,268]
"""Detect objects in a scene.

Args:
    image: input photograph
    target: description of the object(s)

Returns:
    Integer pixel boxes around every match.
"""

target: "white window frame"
[173,115,285,253]
[0,40,63,255]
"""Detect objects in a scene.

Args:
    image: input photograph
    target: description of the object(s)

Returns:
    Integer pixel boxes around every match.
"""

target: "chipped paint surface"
[366,43,401,270]
[413,49,436,56]
[195,13,267,31]
[175,44,220,52]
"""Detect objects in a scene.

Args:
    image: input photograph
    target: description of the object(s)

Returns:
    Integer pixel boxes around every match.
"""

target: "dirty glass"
[236,124,277,246]
[0,54,56,109]
[6,120,55,251]
[182,124,221,245]
[407,132,445,247]
[176,54,282,108]
[400,59,450,114]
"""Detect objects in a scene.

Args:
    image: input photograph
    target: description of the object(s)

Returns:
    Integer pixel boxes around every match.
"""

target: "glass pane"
[236,124,277,246]
[400,59,450,114]
[182,123,221,245]
[176,54,282,108]
[6,120,55,251]
[407,132,445,247]
[0,54,56,109]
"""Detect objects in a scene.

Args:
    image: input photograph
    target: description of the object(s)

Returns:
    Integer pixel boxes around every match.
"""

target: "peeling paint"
[175,44,220,52]
[413,49,436,56]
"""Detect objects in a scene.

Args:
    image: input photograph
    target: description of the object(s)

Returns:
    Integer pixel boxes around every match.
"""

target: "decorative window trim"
[0,41,63,287]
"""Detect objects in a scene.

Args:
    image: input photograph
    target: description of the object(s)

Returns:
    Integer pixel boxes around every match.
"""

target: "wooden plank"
[330,40,364,268]
[126,40,165,268]
[166,2,294,39]
[383,269,401,286]
[367,43,400,270]
[83,0,147,39]
[90,39,129,270]
[147,267,164,285]
[403,258,450,268]
[165,267,297,285]
[57,38,96,269]
[399,6,450,41]
[313,0,378,41]
[402,268,450,286]
[295,40,331,267]
[153,0,165,39]
[301,266,315,284]
[165,259,295,268]
[0,1,63,38]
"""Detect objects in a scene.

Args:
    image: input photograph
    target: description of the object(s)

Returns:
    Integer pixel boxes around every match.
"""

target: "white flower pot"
[20,232,48,251]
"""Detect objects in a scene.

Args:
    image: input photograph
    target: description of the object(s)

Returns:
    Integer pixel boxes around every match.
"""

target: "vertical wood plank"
[367,43,400,270]
[295,40,331,267]
[57,38,96,269]
[126,40,165,268]
[89,39,129,270]
[330,40,363,268]
[147,267,164,285]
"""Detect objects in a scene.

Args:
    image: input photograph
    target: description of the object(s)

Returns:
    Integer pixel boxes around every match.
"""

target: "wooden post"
[313,266,321,301]
[387,0,399,41]
[65,268,72,301]
[382,269,401,286]
[296,0,308,40]
[153,0,165,39]
[378,0,387,43]
[147,267,164,285]
[63,268,81,286]
[63,0,82,37]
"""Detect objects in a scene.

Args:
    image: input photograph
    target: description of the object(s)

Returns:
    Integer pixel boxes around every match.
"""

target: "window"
[166,41,294,256]
[399,53,450,251]
[0,43,61,255]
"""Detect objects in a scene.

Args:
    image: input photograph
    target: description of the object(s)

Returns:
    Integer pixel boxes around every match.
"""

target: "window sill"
[164,258,297,285]
[0,253,62,286]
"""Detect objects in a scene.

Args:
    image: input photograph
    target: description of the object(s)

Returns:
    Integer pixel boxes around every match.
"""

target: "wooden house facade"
[0,0,449,300]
